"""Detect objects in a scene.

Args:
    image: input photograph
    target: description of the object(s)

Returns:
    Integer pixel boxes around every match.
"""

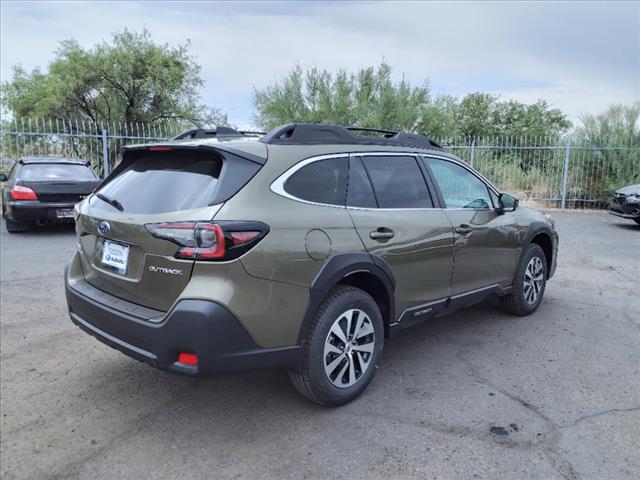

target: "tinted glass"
[427,158,492,209]
[284,157,348,206]
[21,164,97,181]
[347,157,377,208]
[96,151,222,214]
[361,156,431,208]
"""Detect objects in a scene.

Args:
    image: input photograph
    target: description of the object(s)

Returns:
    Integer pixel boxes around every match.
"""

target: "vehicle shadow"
[2,222,76,236]
[79,299,511,427]
[612,222,640,231]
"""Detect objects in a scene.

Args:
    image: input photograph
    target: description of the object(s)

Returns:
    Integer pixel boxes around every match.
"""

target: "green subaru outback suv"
[65,123,558,406]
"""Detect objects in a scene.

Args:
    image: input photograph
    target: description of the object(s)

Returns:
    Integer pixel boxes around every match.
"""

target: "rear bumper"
[5,201,76,223]
[65,270,302,375]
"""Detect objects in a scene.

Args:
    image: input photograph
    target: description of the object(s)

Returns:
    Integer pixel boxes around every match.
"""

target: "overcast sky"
[1,1,638,127]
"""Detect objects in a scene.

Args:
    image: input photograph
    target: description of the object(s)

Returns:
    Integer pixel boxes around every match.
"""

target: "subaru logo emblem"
[98,221,110,236]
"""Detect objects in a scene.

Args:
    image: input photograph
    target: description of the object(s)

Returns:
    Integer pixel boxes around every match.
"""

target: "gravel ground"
[1,211,639,480]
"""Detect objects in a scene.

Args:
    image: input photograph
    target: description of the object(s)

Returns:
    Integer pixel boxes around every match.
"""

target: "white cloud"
[1,1,638,126]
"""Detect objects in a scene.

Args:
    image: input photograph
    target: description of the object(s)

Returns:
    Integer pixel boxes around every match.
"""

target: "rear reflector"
[10,185,38,201]
[148,146,172,151]
[178,352,198,366]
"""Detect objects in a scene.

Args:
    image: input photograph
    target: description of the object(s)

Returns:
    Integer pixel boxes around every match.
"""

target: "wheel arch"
[523,222,554,278]
[297,253,396,343]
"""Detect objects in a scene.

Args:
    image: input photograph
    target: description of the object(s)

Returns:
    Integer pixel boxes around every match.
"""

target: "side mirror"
[498,193,518,214]
[0,173,7,182]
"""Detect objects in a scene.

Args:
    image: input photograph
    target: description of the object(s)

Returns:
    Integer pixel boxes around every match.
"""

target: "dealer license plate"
[101,240,130,275]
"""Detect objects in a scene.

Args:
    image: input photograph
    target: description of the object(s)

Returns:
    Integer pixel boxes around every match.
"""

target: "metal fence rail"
[443,138,639,208]
[0,118,183,178]
[1,118,639,209]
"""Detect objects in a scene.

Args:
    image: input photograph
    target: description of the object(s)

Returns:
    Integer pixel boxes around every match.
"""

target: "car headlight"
[544,212,555,228]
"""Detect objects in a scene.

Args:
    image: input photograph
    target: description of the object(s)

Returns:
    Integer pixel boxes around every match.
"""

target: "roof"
[19,156,90,165]
[260,123,443,150]
[124,123,449,166]
[172,127,266,141]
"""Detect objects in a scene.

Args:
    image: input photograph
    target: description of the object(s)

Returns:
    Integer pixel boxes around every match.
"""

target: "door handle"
[370,228,395,241]
[455,224,472,235]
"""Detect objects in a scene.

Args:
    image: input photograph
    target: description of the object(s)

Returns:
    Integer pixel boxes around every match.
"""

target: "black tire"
[5,218,29,233]
[289,285,384,406]
[500,243,547,316]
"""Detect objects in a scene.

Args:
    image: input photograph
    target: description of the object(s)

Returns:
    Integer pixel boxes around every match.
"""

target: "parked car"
[1,157,100,233]
[65,124,559,406]
[608,184,640,225]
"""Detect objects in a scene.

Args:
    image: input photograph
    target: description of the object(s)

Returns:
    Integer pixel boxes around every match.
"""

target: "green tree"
[573,103,640,192]
[575,102,640,147]
[252,62,431,132]
[253,64,572,143]
[453,93,571,141]
[495,99,571,140]
[453,92,501,139]
[1,29,225,126]
[414,94,459,141]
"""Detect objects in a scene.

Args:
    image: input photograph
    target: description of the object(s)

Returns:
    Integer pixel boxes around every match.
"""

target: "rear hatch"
[19,162,99,203]
[75,143,266,311]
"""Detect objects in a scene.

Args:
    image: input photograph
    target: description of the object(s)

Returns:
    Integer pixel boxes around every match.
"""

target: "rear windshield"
[95,151,223,214]
[21,163,97,181]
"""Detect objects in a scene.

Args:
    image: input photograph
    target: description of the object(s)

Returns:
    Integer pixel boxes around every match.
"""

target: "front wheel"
[289,286,383,406]
[501,243,547,316]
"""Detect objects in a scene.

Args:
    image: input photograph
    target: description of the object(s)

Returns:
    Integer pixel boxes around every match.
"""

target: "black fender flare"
[296,252,396,344]
[521,221,557,277]
[523,221,553,247]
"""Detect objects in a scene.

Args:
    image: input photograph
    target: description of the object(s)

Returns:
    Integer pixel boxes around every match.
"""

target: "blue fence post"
[470,142,475,168]
[561,142,570,209]
[102,128,109,178]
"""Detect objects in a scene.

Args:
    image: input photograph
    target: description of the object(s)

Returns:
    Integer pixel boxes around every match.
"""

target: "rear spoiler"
[121,143,267,165]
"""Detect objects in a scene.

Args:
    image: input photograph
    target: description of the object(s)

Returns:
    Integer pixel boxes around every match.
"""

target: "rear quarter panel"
[215,146,366,288]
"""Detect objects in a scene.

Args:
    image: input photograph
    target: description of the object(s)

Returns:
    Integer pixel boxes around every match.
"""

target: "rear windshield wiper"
[95,192,124,212]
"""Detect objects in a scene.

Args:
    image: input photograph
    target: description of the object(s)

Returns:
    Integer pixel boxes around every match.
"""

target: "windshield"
[95,150,223,214]
[21,163,97,181]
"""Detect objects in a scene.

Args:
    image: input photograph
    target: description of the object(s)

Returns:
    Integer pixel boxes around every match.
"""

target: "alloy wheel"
[523,256,544,305]
[323,308,375,388]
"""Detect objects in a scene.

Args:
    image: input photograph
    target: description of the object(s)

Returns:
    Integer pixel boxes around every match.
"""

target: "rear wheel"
[289,286,383,406]
[501,243,547,316]
[5,218,29,233]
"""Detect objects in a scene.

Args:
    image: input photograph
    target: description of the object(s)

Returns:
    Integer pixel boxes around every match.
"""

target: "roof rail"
[260,123,442,150]
[172,127,266,140]
[346,126,398,138]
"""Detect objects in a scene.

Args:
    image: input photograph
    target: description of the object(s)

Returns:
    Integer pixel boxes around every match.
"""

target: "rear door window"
[347,157,377,208]
[361,156,432,208]
[96,150,223,214]
[21,164,97,181]
[283,157,348,206]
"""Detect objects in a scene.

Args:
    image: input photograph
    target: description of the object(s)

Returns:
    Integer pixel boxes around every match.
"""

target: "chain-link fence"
[0,118,184,178]
[444,137,639,209]
[2,118,639,209]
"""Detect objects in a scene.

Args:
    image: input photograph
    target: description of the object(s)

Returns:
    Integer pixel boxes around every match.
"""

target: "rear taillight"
[10,185,38,201]
[146,221,268,261]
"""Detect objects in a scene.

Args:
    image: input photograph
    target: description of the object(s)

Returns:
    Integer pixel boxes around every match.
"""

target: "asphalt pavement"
[1,211,639,479]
